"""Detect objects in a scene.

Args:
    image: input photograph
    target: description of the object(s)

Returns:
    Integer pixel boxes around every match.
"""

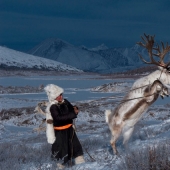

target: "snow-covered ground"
[0,73,170,170]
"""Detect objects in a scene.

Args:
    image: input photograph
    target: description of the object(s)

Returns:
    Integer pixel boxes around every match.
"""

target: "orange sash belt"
[54,124,72,130]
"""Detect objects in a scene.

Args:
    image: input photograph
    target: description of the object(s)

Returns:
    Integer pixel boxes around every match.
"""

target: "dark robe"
[50,99,83,164]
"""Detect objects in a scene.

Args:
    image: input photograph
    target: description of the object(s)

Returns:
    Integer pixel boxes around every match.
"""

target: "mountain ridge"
[28,38,151,73]
[0,46,83,73]
[2,38,169,74]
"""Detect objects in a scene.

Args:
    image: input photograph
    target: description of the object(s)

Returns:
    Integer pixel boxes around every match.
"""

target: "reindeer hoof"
[116,153,121,158]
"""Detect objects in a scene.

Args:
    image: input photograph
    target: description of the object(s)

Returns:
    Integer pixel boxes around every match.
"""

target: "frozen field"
[0,74,134,110]
[0,73,170,170]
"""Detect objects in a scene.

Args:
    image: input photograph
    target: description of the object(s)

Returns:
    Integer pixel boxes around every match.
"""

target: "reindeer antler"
[153,42,170,68]
[137,33,170,68]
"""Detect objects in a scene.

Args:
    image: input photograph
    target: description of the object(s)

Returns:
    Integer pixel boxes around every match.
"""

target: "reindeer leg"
[160,86,168,98]
[110,137,118,155]
[110,125,122,155]
[122,127,134,152]
[145,80,167,103]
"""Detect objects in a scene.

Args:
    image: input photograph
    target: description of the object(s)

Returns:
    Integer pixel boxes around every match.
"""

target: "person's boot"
[75,155,85,164]
[57,163,65,169]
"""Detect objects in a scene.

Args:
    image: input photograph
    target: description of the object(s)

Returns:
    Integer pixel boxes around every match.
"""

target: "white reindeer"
[34,101,48,116]
[105,34,170,155]
[34,101,48,132]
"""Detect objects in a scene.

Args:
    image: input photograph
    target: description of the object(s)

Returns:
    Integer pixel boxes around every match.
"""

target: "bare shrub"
[117,140,170,170]
[0,141,56,170]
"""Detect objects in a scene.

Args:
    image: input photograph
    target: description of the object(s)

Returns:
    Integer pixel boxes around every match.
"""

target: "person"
[44,84,85,169]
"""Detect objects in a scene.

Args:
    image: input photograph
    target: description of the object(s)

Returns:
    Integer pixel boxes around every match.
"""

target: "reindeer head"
[137,33,170,74]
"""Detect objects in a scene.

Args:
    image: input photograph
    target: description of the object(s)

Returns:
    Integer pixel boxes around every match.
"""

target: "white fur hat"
[44,84,64,102]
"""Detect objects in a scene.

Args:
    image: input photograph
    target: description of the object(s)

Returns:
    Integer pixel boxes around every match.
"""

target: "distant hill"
[28,38,110,73]
[28,38,154,73]
[0,46,82,73]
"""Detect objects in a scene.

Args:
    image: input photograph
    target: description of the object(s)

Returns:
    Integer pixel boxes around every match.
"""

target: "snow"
[27,38,136,73]
[28,38,109,73]
[28,38,163,73]
[0,46,82,72]
[0,73,170,170]
[88,44,109,51]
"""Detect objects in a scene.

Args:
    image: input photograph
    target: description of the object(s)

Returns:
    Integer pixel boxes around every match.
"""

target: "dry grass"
[118,140,170,170]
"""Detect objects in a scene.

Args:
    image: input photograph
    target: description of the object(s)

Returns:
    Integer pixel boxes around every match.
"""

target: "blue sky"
[0,0,170,52]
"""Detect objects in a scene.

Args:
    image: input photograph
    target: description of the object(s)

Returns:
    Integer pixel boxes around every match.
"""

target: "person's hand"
[46,119,53,124]
[73,106,79,114]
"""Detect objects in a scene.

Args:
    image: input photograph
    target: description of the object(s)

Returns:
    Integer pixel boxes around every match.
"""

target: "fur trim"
[75,155,85,164]
[105,110,111,123]
[44,84,64,102]
[45,100,58,144]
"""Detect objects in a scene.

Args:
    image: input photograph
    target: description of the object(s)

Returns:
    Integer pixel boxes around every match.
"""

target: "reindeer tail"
[105,110,111,123]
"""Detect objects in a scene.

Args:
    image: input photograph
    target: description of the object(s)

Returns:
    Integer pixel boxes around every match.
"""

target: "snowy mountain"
[27,38,150,73]
[28,38,110,73]
[0,46,82,73]
[28,38,170,74]
[88,43,109,51]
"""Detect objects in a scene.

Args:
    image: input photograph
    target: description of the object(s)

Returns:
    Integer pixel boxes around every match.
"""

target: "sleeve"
[50,104,77,122]
[64,99,79,115]
[64,99,75,111]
